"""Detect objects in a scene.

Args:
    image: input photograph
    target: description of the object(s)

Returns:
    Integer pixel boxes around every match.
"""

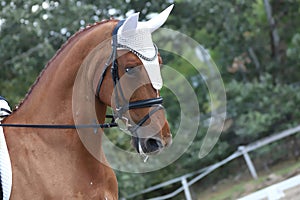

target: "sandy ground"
[284,186,300,200]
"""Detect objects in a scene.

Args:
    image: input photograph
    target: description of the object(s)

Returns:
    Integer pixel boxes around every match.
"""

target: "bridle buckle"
[115,116,132,133]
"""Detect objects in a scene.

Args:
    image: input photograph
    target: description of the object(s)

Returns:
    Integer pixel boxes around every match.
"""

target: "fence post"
[181,176,192,200]
[238,146,258,179]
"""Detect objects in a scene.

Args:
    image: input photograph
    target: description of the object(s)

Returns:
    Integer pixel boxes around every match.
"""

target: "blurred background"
[1,0,300,199]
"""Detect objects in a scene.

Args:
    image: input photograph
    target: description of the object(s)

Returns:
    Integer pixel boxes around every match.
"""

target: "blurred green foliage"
[1,0,300,199]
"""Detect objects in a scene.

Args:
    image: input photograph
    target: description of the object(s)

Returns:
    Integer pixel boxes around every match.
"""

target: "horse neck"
[2,21,119,199]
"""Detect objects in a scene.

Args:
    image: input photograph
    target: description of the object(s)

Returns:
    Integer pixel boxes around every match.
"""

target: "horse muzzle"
[132,127,172,156]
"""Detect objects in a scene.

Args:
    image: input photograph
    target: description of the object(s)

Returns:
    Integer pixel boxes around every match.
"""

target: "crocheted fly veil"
[116,4,174,90]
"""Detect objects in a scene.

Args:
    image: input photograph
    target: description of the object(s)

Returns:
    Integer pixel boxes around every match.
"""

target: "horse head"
[95,5,174,156]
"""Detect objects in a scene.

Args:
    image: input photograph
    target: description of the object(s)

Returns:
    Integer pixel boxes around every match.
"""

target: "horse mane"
[15,19,118,110]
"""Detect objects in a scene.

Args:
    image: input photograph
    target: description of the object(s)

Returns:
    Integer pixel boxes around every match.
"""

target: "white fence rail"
[121,125,300,200]
[238,174,300,200]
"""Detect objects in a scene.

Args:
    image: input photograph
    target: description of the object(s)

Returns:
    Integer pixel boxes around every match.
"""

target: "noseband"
[95,20,164,143]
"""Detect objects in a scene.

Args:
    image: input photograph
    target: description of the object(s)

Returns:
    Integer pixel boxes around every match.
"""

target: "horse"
[1,5,174,199]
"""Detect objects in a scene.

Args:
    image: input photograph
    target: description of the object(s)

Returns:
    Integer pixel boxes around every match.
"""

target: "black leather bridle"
[95,20,164,136]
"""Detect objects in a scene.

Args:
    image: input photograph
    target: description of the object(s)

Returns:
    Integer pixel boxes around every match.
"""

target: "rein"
[0,115,118,130]
[0,123,117,129]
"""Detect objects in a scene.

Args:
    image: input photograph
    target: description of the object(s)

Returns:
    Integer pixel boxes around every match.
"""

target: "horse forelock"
[16,19,118,110]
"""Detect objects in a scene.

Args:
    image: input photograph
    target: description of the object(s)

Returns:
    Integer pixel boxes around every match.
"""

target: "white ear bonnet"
[116,5,174,90]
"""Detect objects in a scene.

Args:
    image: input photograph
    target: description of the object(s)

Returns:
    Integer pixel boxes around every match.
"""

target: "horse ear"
[138,4,174,33]
[119,12,139,33]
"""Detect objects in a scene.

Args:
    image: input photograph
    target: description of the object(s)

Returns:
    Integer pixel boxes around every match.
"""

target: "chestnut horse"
[1,6,173,200]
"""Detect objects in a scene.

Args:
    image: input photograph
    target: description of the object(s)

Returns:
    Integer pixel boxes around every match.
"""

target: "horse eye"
[125,67,135,74]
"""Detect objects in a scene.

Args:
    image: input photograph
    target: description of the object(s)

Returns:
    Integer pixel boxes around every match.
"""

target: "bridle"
[0,21,165,152]
[95,20,165,144]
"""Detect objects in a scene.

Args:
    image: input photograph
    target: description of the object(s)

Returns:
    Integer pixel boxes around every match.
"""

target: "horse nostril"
[145,138,163,153]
